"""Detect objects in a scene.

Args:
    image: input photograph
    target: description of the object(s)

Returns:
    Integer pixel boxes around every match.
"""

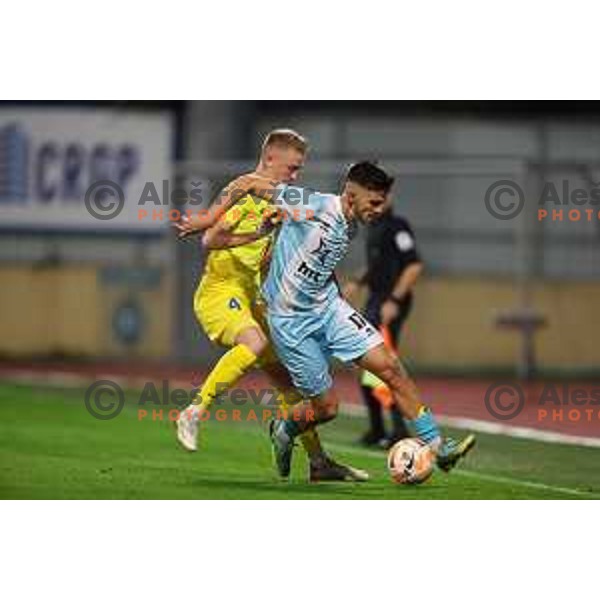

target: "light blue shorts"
[267,297,383,397]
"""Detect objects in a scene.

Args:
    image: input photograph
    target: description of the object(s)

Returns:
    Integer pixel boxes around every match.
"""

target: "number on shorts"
[348,311,368,330]
[229,297,242,311]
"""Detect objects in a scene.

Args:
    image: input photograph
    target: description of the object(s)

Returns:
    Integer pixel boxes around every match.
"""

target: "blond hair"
[261,128,307,156]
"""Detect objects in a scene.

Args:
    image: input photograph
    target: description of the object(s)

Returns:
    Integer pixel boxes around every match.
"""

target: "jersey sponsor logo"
[296,260,321,283]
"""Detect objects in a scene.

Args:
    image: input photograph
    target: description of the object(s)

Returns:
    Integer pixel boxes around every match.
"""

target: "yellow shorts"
[194,278,278,365]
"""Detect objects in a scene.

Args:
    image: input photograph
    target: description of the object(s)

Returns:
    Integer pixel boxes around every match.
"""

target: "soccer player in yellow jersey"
[174,129,368,482]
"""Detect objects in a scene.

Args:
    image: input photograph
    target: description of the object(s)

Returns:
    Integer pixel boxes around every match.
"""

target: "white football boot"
[175,406,199,452]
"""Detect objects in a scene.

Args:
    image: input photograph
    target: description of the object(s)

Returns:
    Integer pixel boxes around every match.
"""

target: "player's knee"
[324,402,338,421]
[315,396,338,423]
[236,328,268,356]
[315,405,337,424]
[250,337,269,356]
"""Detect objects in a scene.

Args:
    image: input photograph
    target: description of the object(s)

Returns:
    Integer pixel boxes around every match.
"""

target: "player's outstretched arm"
[174,173,279,239]
[201,210,281,250]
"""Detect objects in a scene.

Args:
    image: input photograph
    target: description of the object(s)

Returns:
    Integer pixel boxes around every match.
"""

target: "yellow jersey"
[201,193,272,291]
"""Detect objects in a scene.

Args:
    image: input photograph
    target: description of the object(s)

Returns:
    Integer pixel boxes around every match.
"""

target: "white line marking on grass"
[340,403,600,449]
[438,415,600,449]
[454,470,600,498]
[326,442,600,498]
[2,371,91,388]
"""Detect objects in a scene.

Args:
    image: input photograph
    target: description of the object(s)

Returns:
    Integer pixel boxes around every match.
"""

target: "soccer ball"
[387,438,434,484]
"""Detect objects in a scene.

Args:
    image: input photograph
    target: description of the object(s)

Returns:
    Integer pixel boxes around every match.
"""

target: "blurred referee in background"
[345,196,423,448]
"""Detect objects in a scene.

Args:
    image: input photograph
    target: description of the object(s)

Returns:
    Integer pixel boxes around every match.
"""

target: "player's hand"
[380,299,400,326]
[173,214,209,239]
[230,173,279,201]
[257,210,282,236]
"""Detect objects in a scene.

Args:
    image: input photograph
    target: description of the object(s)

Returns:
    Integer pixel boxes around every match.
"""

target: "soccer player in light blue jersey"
[263,161,475,478]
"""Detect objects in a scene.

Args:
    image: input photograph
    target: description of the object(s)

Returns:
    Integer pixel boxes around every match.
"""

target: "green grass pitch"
[1,382,600,499]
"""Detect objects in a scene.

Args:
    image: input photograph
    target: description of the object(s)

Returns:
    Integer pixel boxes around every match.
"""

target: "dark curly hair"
[346,161,394,194]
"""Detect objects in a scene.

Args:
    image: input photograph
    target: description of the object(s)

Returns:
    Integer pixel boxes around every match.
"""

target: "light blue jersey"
[263,184,383,397]
[263,185,357,315]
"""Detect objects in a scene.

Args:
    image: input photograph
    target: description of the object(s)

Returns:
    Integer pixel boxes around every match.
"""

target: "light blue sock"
[406,408,441,445]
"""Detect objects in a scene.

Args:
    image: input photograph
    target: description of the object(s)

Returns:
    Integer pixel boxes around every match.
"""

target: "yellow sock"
[299,428,326,462]
[195,344,257,409]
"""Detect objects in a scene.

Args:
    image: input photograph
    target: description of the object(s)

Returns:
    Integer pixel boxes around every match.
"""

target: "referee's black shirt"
[364,210,421,309]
